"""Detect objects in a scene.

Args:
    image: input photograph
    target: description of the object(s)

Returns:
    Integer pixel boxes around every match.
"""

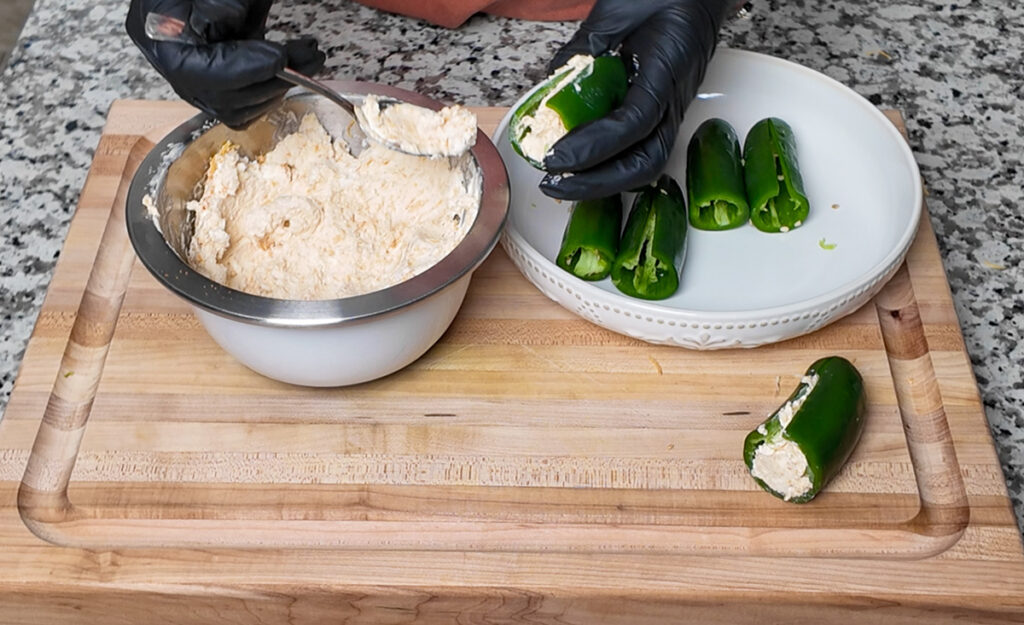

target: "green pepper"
[686,118,749,230]
[743,356,866,503]
[743,117,810,233]
[509,55,628,169]
[556,195,623,281]
[610,175,688,300]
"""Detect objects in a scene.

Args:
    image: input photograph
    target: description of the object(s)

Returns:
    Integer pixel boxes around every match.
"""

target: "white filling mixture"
[356,94,477,157]
[750,373,820,501]
[516,54,594,164]
[185,113,480,300]
[750,437,812,502]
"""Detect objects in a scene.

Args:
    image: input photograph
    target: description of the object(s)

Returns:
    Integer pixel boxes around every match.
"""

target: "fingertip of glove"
[538,173,574,200]
[290,35,320,47]
[542,125,614,174]
[284,37,327,75]
[236,39,289,64]
[541,149,571,174]
[541,151,665,202]
[539,172,604,202]
[546,49,575,75]
[219,97,283,130]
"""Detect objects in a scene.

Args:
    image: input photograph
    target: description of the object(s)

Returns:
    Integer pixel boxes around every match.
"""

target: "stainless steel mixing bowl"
[126,82,509,386]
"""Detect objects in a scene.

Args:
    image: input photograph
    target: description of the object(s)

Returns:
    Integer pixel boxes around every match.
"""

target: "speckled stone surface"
[1,0,1022,529]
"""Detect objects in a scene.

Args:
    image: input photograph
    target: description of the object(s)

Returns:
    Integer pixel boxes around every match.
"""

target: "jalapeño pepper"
[743,357,866,503]
[743,117,810,233]
[610,175,688,300]
[686,118,749,230]
[556,195,623,281]
[509,55,628,169]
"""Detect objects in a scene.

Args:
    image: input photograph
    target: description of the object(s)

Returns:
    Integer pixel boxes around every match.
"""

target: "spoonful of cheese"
[355,95,478,158]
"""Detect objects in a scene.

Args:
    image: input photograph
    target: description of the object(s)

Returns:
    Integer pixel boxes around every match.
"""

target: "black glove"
[126,0,326,129]
[540,0,731,200]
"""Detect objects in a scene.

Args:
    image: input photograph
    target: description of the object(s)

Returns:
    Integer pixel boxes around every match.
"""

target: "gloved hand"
[540,0,731,200]
[126,0,326,129]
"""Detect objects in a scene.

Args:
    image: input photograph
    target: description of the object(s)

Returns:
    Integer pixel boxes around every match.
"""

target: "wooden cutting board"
[0,101,1022,623]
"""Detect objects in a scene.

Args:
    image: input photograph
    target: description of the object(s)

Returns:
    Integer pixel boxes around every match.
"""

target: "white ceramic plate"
[495,48,922,349]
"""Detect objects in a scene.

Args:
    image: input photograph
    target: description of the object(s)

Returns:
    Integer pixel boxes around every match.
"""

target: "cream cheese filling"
[777,373,819,428]
[750,437,813,502]
[518,106,567,165]
[517,54,594,163]
[184,113,480,300]
[750,373,821,501]
[356,94,477,157]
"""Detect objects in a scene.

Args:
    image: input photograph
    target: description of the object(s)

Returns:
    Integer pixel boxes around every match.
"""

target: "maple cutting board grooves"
[0,101,1022,624]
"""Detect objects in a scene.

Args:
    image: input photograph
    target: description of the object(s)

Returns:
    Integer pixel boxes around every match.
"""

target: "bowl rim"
[126,81,509,328]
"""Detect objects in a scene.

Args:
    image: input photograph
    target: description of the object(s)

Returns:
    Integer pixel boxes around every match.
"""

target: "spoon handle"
[275,68,357,118]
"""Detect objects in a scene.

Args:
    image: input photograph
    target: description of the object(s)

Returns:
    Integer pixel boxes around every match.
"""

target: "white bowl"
[127,83,509,386]
[496,49,922,349]
[190,275,470,387]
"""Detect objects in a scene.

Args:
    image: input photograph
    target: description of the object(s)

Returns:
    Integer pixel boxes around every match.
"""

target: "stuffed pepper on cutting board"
[743,356,866,503]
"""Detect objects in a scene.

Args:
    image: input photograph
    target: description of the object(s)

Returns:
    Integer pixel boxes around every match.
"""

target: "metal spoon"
[143,12,430,156]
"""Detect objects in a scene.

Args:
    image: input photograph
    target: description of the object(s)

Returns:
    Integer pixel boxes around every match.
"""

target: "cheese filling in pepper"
[515,55,595,164]
[749,373,820,501]
[744,358,866,504]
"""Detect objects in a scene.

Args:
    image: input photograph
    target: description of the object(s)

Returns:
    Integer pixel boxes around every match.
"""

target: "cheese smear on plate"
[185,113,480,300]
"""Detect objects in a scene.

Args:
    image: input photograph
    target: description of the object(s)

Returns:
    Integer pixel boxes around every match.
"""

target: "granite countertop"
[1,0,1021,529]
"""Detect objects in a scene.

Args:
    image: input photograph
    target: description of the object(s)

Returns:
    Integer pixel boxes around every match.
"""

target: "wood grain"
[14,103,933,554]
[0,101,1021,623]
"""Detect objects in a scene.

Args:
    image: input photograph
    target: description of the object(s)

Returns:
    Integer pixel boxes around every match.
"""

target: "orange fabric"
[352,0,594,28]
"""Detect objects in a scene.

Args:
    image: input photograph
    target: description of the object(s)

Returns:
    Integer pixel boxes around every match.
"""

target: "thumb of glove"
[282,37,326,76]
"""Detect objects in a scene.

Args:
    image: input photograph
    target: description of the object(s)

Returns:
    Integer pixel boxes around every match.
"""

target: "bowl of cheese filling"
[127,82,509,387]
